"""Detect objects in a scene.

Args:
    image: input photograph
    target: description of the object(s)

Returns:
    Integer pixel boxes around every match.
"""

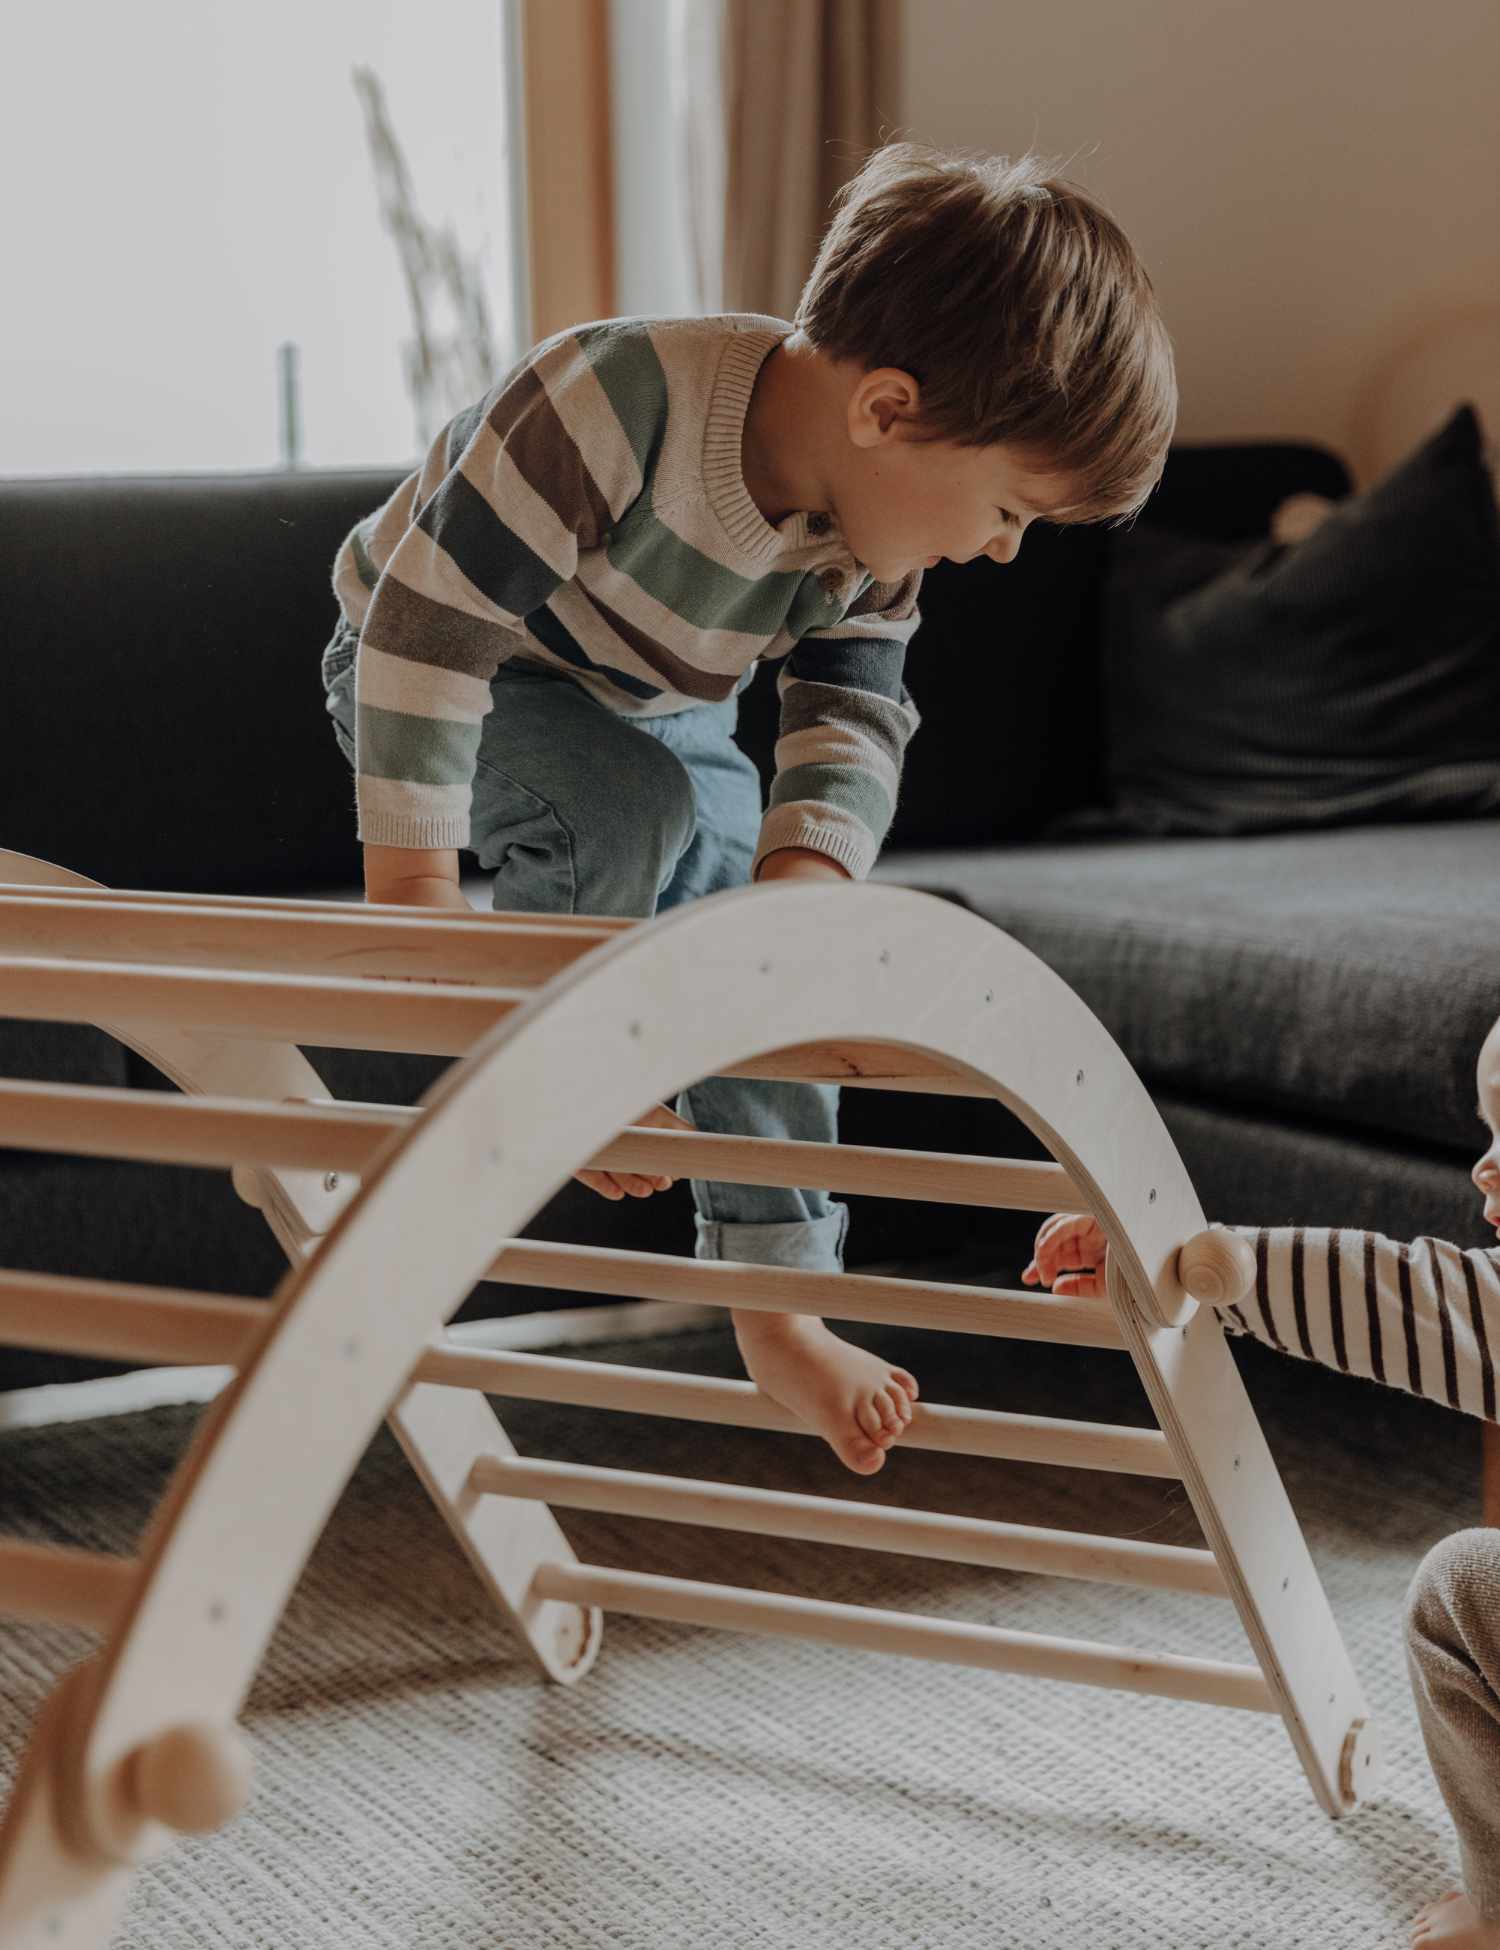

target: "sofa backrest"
[0,468,402,892]
[0,442,1350,893]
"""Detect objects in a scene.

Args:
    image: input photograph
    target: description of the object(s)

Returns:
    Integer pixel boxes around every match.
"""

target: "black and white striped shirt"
[1222,1226,1500,1422]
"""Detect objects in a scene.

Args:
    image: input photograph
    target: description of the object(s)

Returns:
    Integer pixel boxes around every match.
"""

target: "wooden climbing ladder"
[0,849,1377,1947]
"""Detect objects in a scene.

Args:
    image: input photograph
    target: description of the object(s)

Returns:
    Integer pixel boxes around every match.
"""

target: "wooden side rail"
[530,1563,1277,1713]
[471,1455,1226,1597]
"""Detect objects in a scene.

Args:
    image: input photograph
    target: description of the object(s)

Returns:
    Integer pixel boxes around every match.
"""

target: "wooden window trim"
[518,0,616,344]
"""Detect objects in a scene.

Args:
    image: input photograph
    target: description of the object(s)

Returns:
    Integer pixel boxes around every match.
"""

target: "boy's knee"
[1405,1528,1500,1655]
[568,729,695,872]
[550,728,696,914]
[625,732,697,856]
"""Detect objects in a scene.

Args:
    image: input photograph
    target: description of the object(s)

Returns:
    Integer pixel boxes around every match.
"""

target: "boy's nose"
[1473,1151,1497,1189]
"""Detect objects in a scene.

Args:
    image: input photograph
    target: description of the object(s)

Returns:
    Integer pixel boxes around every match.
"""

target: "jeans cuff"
[694,1204,848,1273]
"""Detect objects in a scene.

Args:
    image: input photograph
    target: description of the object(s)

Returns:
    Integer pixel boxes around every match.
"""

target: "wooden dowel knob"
[128,1722,254,1834]
[1176,1230,1255,1307]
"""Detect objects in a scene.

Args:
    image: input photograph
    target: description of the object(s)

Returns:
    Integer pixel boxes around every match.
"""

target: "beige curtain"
[678,0,902,320]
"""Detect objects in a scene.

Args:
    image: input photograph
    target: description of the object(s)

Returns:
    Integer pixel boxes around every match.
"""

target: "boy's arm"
[347,330,645,874]
[1218,1224,1500,1423]
[754,572,923,882]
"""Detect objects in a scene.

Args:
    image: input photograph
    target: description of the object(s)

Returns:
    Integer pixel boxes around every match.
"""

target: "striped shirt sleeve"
[754,572,924,880]
[1218,1224,1500,1423]
[351,330,648,850]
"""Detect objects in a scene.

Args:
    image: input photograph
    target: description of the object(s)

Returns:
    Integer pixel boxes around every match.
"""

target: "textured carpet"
[0,1306,1483,1950]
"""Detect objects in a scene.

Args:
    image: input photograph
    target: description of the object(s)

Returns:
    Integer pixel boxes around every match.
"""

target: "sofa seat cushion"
[875,820,1500,1157]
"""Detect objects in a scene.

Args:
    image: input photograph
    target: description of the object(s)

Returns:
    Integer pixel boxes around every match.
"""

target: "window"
[1,0,522,475]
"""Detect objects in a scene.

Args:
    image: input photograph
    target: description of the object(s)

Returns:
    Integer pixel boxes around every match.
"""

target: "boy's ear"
[847,367,922,448]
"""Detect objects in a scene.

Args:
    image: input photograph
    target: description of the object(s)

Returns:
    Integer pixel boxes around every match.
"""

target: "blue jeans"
[321,627,848,1273]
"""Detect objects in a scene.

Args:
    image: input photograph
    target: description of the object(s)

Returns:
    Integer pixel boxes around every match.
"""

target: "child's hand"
[1021,1212,1109,1298]
[574,1100,695,1201]
[755,847,851,883]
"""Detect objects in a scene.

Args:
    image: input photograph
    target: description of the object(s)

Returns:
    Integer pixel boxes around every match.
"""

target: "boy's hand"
[755,847,851,883]
[363,844,469,911]
[1022,1212,1109,1298]
[574,1100,696,1202]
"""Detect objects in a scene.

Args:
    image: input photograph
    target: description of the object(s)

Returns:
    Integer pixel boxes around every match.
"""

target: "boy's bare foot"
[1412,1891,1500,1946]
[732,1311,918,1475]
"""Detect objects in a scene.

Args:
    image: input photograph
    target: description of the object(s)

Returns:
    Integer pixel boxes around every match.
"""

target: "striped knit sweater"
[1223,1225,1500,1422]
[331,313,922,878]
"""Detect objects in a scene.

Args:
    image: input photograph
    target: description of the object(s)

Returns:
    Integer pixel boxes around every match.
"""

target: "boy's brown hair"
[794,143,1178,526]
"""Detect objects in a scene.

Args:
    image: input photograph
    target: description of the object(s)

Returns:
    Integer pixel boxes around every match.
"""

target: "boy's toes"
[873,1385,905,1432]
[856,1398,887,1441]
[893,1367,919,1404]
[839,1433,887,1475]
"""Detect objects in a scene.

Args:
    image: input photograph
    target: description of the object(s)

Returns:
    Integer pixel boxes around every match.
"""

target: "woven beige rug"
[0,1313,1480,1949]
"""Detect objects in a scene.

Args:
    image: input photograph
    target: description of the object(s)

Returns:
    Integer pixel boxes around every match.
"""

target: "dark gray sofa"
[2,440,1494,1391]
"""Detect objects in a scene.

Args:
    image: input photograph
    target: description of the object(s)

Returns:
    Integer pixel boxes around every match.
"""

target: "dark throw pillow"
[1097,403,1500,835]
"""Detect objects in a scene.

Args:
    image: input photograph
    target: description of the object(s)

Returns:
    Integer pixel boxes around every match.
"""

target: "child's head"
[792,142,1177,583]
[1473,1013,1500,1236]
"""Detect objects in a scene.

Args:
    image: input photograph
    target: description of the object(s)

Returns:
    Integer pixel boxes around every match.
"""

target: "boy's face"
[1473,1016,1500,1236]
[835,372,1079,583]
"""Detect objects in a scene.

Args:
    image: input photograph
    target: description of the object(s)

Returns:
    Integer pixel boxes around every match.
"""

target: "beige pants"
[1406,1528,1500,1918]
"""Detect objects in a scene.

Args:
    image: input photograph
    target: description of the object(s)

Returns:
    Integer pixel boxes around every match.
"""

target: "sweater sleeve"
[348,330,648,850]
[1218,1224,1500,1423]
[753,571,924,880]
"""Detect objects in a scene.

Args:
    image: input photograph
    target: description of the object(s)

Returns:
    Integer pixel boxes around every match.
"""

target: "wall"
[900,0,1500,481]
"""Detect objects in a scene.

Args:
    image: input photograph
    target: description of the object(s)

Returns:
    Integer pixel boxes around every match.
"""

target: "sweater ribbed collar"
[702,322,853,570]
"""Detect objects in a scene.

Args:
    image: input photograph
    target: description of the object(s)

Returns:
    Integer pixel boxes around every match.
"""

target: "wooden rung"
[0,894,617,986]
[486,1241,1127,1348]
[530,1562,1276,1712]
[0,1269,263,1367]
[0,957,519,1053]
[0,928,996,1094]
[0,1269,1165,1474]
[428,1347,1179,1476]
[0,1082,397,1175]
[725,1042,987,1095]
[0,883,638,931]
[0,1539,137,1630]
[592,1130,1078,1211]
[0,1083,1081,1218]
[472,1456,1224,1596]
